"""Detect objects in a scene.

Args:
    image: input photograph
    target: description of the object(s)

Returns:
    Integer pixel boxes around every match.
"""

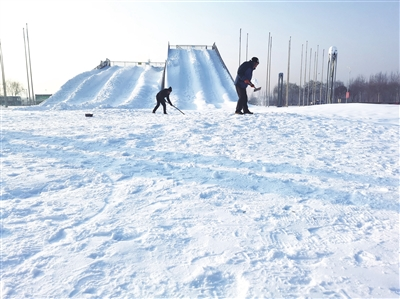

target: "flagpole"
[299,43,303,106]
[26,23,35,105]
[302,41,308,106]
[265,32,270,106]
[246,33,248,61]
[239,28,242,66]
[23,28,32,104]
[0,40,8,107]
[285,36,291,107]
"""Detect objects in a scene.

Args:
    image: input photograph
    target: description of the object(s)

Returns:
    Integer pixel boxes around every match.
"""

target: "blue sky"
[0,0,398,95]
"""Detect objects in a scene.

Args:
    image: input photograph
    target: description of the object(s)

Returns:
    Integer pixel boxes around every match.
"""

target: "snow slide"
[40,46,237,110]
[165,47,237,110]
[40,65,165,110]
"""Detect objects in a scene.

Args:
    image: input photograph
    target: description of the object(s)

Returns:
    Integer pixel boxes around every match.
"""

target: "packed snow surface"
[1,47,399,298]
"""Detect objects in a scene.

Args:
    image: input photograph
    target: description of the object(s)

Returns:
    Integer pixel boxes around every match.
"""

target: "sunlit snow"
[1,47,399,298]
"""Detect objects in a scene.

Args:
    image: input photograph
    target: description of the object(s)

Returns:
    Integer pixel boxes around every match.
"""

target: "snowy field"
[1,103,399,298]
[1,47,399,297]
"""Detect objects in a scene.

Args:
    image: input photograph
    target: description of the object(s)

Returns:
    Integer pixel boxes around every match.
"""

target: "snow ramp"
[41,64,165,110]
[165,45,237,110]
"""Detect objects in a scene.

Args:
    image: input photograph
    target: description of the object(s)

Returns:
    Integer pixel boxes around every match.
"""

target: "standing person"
[153,86,173,114]
[234,57,259,115]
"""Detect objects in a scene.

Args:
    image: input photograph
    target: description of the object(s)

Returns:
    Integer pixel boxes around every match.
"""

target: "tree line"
[251,71,400,106]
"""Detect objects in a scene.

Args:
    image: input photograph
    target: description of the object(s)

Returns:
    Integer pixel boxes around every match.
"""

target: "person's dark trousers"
[235,85,249,113]
[153,97,167,114]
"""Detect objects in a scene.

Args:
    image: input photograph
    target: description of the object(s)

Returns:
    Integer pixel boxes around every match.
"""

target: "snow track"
[165,47,236,110]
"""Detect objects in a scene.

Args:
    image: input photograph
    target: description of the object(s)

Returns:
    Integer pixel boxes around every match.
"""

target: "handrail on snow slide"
[168,44,213,50]
[110,61,166,67]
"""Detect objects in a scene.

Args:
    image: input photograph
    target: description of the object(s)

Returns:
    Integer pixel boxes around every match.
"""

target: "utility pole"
[0,40,7,107]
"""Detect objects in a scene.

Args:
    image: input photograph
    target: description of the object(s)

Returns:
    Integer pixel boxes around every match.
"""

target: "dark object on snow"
[85,113,93,117]
[234,58,259,114]
[153,87,173,114]
[96,58,110,69]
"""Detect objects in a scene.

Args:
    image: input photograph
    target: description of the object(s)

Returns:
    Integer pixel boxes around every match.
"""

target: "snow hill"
[40,46,237,110]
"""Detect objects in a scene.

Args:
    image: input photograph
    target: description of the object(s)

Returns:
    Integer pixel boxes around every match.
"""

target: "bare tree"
[0,80,25,96]
[388,72,400,104]
[334,82,347,103]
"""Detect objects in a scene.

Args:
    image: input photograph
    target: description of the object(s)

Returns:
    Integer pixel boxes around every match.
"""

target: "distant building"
[35,94,52,104]
[0,96,22,106]
[1,94,52,106]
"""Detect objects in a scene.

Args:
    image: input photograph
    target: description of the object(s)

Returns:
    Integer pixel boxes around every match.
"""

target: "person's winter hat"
[251,57,259,64]
[168,86,172,92]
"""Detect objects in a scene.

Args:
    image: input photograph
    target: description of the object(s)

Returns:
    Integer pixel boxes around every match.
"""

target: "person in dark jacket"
[153,86,173,114]
[234,57,259,114]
